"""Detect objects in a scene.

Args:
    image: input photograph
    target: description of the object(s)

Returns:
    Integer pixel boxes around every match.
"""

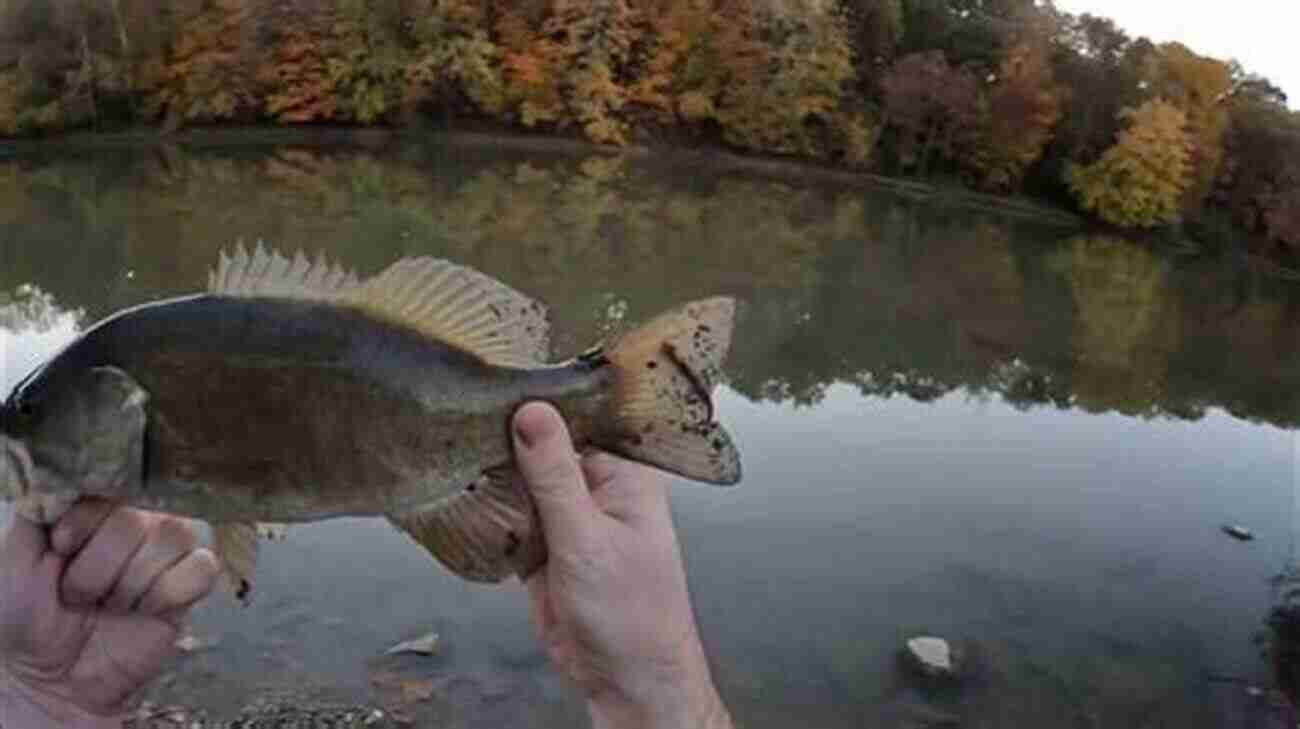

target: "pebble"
[124,699,399,728]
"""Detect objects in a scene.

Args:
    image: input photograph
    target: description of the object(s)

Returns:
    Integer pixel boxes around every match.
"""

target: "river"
[1,136,1296,727]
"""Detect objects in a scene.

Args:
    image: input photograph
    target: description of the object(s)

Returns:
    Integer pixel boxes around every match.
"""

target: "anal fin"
[388,469,546,583]
[212,522,259,605]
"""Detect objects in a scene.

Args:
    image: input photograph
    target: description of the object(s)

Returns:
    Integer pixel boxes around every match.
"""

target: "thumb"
[512,402,598,553]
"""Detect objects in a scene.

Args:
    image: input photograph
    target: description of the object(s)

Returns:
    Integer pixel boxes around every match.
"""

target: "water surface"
[1,139,1297,726]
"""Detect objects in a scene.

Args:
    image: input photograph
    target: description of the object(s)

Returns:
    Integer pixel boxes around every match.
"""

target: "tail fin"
[603,298,741,485]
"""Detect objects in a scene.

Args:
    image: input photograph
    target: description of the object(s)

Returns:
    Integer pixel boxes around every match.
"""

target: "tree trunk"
[81,28,99,128]
[110,0,131,57]
[919,116,939,177]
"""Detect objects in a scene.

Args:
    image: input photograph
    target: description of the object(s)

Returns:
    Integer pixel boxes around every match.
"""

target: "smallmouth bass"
[0,245,741,600]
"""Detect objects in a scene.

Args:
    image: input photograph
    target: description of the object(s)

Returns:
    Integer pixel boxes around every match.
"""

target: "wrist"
[587,641,732,729]
[0,667,123,729]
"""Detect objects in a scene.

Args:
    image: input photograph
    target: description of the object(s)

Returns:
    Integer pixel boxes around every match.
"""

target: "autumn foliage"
[1,0,1298,247]
[1067,100,1192,229]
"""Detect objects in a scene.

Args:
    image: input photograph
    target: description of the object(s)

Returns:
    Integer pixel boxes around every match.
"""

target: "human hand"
[512,402,733,729]
[0,499,220,728]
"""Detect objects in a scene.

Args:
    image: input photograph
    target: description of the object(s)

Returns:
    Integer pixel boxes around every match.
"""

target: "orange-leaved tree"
[964,39,1064,192]
[257,5,342,123]
[542,0,639,145]
[628,0,712,119]
[682,0,859,158]
[1067,99,1192,228]
[1141,42,1233,216]
[495,0,567,129]
[137,0,255,130]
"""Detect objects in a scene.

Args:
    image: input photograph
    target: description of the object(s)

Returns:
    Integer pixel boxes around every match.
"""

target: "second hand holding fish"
[516,401,733,729]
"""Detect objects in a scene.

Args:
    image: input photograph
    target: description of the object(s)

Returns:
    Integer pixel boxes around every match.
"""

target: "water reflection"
[0,141,1296,726]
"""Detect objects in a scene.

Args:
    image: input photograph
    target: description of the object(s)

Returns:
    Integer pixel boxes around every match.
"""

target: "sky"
[1053,0,1296,107]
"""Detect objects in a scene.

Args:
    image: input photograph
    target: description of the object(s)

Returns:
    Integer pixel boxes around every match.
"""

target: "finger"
[512,402,599,552]
[137,548,220,621]
[2,510,51,570]
[50,497,115,557]
[525,573,553,636]
[61,507,151,607]
[582,453,669,523]
[103,516,200,613]
[579,450,624,490]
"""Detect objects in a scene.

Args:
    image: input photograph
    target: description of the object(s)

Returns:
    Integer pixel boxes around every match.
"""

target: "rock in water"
[904,636,955,679]
[386,631,440,656]
[1222,524,1255,542]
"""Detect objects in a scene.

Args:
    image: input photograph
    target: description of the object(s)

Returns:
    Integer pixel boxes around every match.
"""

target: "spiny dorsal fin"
[208,243,550,367]
[207,241,361,300]
[342,257,551,368]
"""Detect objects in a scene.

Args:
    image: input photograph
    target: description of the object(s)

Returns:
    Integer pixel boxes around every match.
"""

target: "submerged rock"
[385,631,440,657]
[1222,524,1255,542]
[905,637,955,678]
[173,633,219,654]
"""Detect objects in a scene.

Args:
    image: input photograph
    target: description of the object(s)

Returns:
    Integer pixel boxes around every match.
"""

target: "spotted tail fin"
[601,298,741,485]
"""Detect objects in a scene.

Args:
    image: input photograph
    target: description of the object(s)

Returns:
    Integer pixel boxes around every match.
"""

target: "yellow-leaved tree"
[1050,235,1180,417]
[1067,99,1192,228]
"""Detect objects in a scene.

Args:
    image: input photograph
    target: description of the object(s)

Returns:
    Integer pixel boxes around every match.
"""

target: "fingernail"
[514,402,558,449]
[513,405,538,448]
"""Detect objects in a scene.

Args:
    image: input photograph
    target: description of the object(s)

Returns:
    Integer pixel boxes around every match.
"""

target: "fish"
[0,244,741,601]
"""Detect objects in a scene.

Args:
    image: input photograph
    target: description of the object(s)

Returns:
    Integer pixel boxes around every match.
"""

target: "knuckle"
[114,507,150,537]
[534,456,580,487]
[155,516,199,551]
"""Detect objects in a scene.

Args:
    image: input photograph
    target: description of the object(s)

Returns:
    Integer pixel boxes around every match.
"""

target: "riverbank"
[1,125,1085,229]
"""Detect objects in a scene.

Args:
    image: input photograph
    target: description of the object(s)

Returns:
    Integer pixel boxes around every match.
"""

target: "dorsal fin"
[342,257,551,368]
[207,241,361,300]
[208,243,551,368]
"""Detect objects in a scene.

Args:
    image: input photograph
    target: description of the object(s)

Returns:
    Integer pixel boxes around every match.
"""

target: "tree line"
[1,0,1297,250]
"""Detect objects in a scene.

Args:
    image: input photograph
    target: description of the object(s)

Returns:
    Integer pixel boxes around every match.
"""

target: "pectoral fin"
[212,522,259,605]
[387,469,546,583]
